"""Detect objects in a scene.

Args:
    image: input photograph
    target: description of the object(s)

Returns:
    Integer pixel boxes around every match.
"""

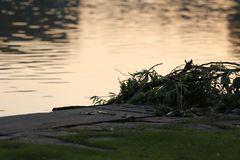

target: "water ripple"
[1,0,240,116]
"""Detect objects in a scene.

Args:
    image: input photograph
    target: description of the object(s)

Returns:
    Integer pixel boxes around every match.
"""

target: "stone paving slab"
[0,105,156,134]
[0,104,239,148]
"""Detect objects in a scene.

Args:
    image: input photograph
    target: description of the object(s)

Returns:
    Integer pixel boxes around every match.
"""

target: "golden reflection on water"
[0,0,240,116]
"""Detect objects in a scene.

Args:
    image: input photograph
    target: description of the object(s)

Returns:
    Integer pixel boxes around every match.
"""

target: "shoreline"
[0,104,239,146]
[0,104,157,134]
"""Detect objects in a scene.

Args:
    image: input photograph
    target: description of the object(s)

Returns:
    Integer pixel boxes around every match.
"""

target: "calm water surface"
[1,0,240,116]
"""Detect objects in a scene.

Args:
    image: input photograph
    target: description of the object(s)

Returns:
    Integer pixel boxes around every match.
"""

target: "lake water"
[0,0,240,116]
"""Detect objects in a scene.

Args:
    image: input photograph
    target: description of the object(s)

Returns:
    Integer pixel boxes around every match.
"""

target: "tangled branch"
[90,61,240,116]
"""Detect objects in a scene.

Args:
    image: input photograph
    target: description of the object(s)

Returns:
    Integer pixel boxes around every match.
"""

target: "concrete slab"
[0,104,155,134]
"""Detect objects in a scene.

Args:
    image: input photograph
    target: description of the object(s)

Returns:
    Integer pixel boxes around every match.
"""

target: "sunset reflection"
[0,0,240,116]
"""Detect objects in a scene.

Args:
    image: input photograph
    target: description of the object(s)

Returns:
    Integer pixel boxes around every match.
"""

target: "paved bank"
[0,104,239,148]
[0,104,158,134]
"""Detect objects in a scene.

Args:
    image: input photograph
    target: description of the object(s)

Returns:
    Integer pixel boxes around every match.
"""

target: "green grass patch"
[0,140,99,160]
[0,126,239,160]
